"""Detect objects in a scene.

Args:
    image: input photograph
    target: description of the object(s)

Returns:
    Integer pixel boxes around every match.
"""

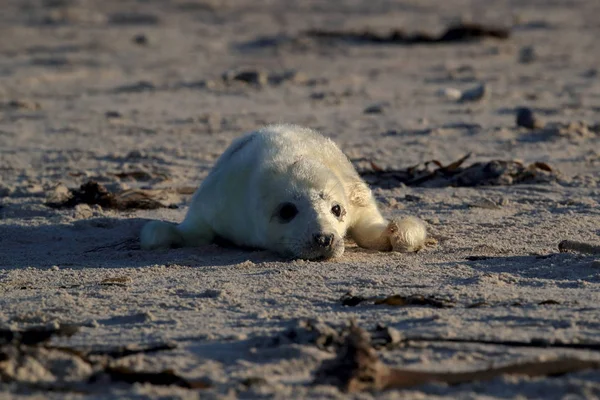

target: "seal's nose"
[313,233,334,248]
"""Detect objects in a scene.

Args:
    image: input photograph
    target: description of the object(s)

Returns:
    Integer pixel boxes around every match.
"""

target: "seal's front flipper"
[140,220,185,250]
[176,217,215,247]
[348,199,427,253]
[386,217,427,252]
[140,217,216,250]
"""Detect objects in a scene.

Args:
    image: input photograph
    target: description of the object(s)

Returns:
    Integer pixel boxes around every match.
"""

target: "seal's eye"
[278,203,298,222]
[331,204,342,218]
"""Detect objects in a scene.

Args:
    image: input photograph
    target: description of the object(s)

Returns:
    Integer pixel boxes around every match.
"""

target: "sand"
[1,0,599,398]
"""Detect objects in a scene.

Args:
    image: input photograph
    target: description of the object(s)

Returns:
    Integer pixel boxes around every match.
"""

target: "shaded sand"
[1,0,600,398]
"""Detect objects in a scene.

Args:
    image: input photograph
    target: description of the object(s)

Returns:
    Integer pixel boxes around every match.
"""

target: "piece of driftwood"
[402,336,600,352]
[314,325,600,392]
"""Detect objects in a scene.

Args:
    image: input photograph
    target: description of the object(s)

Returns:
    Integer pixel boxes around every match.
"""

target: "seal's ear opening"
[275,202,298,223]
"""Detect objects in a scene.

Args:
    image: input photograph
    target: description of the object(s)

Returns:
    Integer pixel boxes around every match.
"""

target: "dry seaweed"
[374,294,454,308]
[341,295,367,307]
[357,154,559,188]
[99,276,132,287]
[45,181,175,210]
[86,342,176,358]
[341,293,455,308]
[538,299,560,305]
[343,293,566,311]
[113,170,160,181]
[314,324,600,392]
[305,23,509,45]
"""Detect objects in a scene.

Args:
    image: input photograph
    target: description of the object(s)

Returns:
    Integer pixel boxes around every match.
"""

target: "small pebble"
[126,150,144,159]
[438,88,462,101]
[0,184,12,197]
[223,69,268,86]
[133,34,148,45]
[516,107,544,129]
[404,194,422,202]
[46,183,71,204]
[310,92,326,100]
[74,203,94,219]
[105,110,122,119]
[518,45,536,63]
[363,102,388,114]
[460,83,487,102]
[268,70,307,85]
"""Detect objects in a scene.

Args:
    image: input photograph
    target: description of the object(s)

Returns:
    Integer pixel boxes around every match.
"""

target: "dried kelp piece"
[45,180,176,210]
[99,276,132,287]
[0,324,79,346]
[538,299,560,305]
[87,342,177,359]
[113,170,163,181]
[341,294,367,307]
[221,68,308,87]
[465,255,494,261]
[91,367,211,389]
[45,181,117,208]
[341,293,454,308]
[115,188,171,210]
[374,294,454,308]
[305,23,509,45]
[358,154,559,188]
[466,301,490,308]
[222,69,269,86]
[241,376,268,388]
[314,324,600,392]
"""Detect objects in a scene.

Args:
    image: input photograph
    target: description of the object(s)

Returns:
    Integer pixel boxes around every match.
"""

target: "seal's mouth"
[278,235,344,261]
[298,240,345,261]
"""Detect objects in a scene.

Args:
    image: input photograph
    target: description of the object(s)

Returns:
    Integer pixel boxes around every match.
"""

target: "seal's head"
[262,158,349,260]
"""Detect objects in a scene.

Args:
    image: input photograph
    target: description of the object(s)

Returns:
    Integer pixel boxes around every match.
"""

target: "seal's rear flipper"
[140,220,185,250]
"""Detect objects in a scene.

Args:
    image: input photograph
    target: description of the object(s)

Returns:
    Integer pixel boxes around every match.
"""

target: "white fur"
[141,124,427,260]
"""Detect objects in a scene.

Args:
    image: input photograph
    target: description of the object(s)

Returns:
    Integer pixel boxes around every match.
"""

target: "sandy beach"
[1,0,600,398]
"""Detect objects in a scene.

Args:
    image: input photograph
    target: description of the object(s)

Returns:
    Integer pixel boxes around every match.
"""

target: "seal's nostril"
[313,233,334,247]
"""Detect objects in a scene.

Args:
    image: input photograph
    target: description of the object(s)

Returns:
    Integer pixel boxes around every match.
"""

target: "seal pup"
[141,124,427,260]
